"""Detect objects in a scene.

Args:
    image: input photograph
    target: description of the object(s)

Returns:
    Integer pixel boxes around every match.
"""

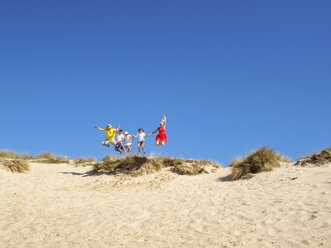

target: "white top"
[137,132,146,142]
[117,134,125,143]
[126,135,133,144]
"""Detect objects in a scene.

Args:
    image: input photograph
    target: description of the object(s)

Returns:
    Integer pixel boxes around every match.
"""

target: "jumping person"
[133,128,150,155]
[95,124,119,149]
[149,114,167,146]
[115,130,126,155]
[124,131,134,153]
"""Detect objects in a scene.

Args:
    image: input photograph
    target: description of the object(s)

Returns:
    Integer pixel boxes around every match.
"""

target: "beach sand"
[0,162,330,247]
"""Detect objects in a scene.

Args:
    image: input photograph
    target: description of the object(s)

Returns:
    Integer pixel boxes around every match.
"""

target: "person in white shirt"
[133,128,151,155]
[124,131,135,153]
[115,130,126,155]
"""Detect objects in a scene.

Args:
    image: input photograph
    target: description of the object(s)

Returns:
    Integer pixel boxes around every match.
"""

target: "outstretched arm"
[147,129,158,136]
[116,125,120,133]
[95,126,104,131]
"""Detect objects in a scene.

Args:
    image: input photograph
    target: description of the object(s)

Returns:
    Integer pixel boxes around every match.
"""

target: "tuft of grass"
[20,153,34,160]
[93,156,218,176]
[295,147,331,166]
[230,146,285,180]
[0,150,21,159]
[74,157,97,166]
[172,161,207,175]
[0,159,30,173]
[0,150,33,160]
[35,152,69,164]
[229,157,242,167]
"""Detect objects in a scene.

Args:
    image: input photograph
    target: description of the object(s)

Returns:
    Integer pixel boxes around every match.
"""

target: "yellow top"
[104,128,117,140]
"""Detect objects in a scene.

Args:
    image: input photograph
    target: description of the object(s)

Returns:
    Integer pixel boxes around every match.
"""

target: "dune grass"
[230,146,286,180]
[74,157,97,166]
[93,156,218,176]
[0,150,33,160]
[34,152,69,164]
[295,147,331,166]
[0,158,30,173]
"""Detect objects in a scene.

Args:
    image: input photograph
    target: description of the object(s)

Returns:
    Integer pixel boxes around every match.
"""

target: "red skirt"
[156,133,167,142]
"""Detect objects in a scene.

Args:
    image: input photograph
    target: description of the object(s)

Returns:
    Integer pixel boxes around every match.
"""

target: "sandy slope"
[0,162,330,248]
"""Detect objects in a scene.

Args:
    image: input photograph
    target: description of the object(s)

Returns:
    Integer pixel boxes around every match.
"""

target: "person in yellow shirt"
[95,124,120,149]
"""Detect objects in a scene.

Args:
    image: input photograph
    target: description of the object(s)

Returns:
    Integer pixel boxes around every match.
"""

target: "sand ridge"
[0,162,330,247]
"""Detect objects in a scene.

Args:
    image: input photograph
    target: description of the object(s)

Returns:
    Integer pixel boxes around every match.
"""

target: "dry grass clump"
[93,156,218,176]
[34,152,69,164]
[231,147,285,180]
[0,150,21,159]
[0,159,30,173]
[171,159,213,175]
[295,147,331,166]
[74,157,97,166]
[0,150,33,160]
[93,155,163,176]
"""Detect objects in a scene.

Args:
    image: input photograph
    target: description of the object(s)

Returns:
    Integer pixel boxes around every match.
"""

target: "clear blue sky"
[1,0,330,165]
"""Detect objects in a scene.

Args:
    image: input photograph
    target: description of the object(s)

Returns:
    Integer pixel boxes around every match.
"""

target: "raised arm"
[162,114,167,127]
[95,126,104,131]
[116,125,120,133]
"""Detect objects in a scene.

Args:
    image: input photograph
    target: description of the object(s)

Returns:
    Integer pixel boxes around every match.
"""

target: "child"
[124,131,134,153]
[115,130,126,155]
[133,128,150,155]
[149,114,167,146]
[95,124,119,149]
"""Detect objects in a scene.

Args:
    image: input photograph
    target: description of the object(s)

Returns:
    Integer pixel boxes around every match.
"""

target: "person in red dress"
[149,114,167,146]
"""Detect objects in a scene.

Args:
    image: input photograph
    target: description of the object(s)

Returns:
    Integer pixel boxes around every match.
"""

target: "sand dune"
[0,162,330,248]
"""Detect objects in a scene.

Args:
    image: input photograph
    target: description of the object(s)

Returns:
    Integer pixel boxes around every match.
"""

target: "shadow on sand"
[218,174,232,182]
[58,170,115,177]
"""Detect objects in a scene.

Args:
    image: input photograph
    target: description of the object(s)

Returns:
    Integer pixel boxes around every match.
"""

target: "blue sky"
[0,0,330,165]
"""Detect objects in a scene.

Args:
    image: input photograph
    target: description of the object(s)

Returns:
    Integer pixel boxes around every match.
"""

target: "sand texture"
[0,162,330,248]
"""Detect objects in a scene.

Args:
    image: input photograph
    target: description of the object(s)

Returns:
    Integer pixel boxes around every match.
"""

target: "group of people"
[95,114,167,155]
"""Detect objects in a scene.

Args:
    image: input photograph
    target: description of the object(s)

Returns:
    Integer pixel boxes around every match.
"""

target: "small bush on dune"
[295,147,331,166]
[0,159,30,173]
[93,155,163,175]
[231,147,285,180]
[35,152,69,164]
[93,156,217,176]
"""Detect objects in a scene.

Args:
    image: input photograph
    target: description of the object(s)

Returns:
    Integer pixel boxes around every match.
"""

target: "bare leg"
[156,141,160,146]
[142,144,146,155]
[161,141,165,146]
[102,143,111,148]
[137,144,141,155]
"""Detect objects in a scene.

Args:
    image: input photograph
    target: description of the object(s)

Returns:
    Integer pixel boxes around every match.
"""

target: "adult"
[149,114,167,146]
